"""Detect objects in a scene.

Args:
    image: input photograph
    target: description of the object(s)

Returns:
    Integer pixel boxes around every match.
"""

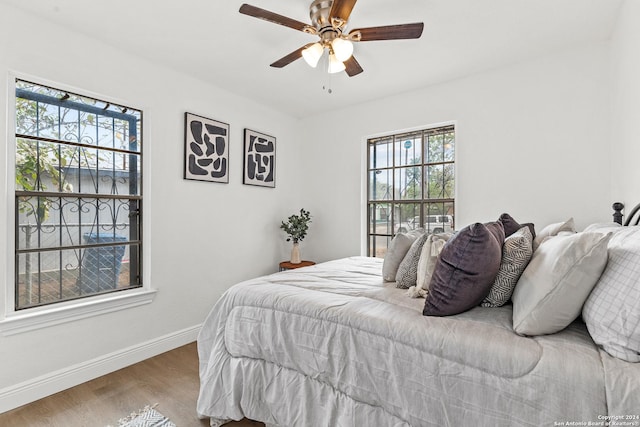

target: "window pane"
[17,249,79,308]
[395,166,422,200]
[16,98,38,135]
[37,102,61,140]
[426,165,443,199]
[443,164,455,198]
[444,132,455,162]
[16,195,138,251]
[369,169,392,200]
[370,138,392,169]
[16,244,138,310]
[60,106,80,143]
[395,134,422,167]
[369,235,391,258]
[426,133,444,163]
[426,165,455,199]
[394,203,420,234]
[423,202,455,234]
[15,138,64,192]
[369,203,391,235]
[79,112,98,146]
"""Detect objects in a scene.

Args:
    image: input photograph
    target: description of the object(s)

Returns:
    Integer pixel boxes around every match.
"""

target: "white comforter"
[197,256,640,426]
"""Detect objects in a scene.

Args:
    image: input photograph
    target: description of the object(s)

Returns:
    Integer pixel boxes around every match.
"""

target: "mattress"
[197,256,639,426]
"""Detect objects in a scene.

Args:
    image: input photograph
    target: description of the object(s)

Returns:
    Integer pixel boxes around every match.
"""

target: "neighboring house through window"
[367,125,455,257]
[13,79,143,310]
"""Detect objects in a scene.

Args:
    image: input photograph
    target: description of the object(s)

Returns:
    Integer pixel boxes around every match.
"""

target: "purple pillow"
[499,213,536,241]
[424,221,505,316]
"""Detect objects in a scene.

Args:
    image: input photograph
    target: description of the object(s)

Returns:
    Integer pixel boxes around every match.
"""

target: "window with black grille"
[14,79,143,310]
[367,125,455,258]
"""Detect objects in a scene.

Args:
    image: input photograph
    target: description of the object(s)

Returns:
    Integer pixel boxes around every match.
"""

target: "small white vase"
[290,242,301,264]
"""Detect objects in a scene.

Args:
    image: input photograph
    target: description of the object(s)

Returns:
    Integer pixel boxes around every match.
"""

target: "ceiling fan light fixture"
[331,37,353,62]
[328,52,346,74]
[302,42,324,68]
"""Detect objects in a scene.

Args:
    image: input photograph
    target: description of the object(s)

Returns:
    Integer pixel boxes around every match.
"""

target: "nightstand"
[279,260,315,271]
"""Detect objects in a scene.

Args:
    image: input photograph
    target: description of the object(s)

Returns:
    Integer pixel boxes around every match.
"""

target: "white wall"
[0,2,302,409]
[610,0,640,213]
[299,43,613,263]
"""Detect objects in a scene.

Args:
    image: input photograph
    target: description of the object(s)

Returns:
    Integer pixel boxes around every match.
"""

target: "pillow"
[395,233,430,289]
[408,232,453,298]
[498,213,536,242]
[382,229,423,282]
[512,231,611,336]
[532,218,575,251]
[423,221,504,316]
[583,222,622,233]
[583,227,640,362]
[481,226,533,307]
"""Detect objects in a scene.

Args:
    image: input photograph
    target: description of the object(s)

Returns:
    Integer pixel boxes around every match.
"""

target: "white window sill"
[0,289,157,336]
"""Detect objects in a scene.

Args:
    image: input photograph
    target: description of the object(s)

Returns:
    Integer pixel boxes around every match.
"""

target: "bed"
[197,204,640,426]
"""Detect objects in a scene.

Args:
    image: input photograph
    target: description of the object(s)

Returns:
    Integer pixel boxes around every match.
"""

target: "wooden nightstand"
[279,260,315,271]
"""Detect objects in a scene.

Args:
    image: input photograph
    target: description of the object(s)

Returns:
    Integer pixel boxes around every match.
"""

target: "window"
[367,125,455,257]
[14,79,143,310]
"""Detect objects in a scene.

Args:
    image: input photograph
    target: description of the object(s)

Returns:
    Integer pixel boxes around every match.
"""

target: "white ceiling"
[1,0,624,118]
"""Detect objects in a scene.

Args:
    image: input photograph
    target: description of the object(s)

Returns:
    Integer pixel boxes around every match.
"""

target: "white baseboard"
[0,324,201,414]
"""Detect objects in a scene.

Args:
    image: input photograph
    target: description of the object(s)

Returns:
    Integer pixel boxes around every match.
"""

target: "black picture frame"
[184,112,229,183]
[243,128,276,188]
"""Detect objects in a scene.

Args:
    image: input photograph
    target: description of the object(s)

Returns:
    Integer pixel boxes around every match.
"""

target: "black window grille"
[367,125,455,258]
[14,79,143,310]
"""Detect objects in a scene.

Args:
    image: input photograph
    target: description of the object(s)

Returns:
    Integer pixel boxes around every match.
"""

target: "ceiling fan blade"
[344,56,364,77]
[351,22,424,41]
[239,4,309,32]
[270,45,312,68]
[330,0,358,22]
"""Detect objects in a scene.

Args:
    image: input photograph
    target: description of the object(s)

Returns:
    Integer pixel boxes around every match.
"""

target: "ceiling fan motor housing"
[310,0,335,30]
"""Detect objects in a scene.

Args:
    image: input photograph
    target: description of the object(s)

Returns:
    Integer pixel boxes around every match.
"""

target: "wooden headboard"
[613,202,640,225]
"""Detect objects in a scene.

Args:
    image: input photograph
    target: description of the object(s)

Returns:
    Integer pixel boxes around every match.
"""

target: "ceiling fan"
[239,0,424,77]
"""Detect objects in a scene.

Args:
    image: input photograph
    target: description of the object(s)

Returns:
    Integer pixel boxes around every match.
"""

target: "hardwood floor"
[0,342,265,427]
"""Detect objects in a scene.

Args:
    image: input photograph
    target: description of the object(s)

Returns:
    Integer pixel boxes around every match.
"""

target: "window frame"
[365,124,456,258]
[1,73,154,336]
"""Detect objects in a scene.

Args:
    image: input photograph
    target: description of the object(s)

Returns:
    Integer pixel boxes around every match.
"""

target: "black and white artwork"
[243,129,276,188]
[184,112,229,183]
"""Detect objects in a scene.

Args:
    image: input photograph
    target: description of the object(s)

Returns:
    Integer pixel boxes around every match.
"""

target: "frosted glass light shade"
[302,43,324,68]
[331,38,353,62]
[328,53,346,74]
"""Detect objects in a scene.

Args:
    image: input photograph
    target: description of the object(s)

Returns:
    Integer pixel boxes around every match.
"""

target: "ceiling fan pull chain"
[321,53,333,94]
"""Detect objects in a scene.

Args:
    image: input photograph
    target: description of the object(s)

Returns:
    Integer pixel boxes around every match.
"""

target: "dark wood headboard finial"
[613,202,624,225]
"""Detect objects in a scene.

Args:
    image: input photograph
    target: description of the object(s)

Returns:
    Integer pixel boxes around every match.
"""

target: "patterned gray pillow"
[482,226,533,307]
[395,233,430,289]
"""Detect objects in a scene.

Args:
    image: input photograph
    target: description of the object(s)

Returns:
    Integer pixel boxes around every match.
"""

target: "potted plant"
[280,208,312,264]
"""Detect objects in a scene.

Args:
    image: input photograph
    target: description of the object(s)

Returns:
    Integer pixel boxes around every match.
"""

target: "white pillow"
[482,226,533,307]
[512,231,611,336]
[583,226,640,362]
[408,232,452,298]
[583,222,622,233]
[533,218,575,251]
[382,229,423,282]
